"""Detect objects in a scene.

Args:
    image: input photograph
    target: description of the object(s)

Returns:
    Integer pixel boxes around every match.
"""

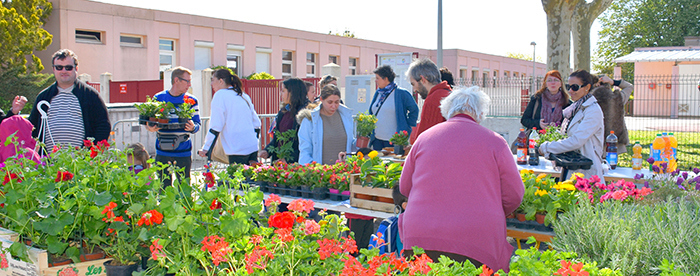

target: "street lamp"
[530,41,536,94]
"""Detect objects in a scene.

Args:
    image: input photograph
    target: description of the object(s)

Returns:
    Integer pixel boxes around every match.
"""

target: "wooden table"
[514,155,653,184]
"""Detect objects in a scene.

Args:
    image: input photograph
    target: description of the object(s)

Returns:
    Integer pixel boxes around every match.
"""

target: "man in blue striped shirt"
[145,66,201,187]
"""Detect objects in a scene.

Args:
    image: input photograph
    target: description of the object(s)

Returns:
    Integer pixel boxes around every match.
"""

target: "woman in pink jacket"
[398,86,524,272]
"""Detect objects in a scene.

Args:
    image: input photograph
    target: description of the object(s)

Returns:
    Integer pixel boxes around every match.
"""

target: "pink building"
[614,37,700,117]
[37,0,545,87]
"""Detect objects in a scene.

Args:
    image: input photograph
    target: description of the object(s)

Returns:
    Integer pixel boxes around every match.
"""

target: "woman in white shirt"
[198,69,261,164]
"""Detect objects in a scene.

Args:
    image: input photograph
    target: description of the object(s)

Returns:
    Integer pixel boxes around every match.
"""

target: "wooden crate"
[0,237,47,276]
[349,174,395,213]
[0,227,18,242]
[42,258,111,276]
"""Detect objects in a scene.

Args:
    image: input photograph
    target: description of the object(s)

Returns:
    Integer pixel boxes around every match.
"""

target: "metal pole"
[437,0,443,68]
[530,41,536,94]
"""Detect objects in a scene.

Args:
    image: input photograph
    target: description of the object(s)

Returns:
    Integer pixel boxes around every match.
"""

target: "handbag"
[208,129,229,164]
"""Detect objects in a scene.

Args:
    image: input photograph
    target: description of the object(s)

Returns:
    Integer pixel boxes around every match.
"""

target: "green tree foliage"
[593,0,700,75]
[0,0,53,74]
[506,52,543,62]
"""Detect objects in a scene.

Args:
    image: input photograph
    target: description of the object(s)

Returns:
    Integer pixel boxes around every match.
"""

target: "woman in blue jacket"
[369,65,419,150]
[297,84,355,165]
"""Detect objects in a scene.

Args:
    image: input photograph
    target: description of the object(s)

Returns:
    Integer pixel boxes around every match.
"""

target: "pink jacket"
[399,115,524,272]
[0,116,42,164]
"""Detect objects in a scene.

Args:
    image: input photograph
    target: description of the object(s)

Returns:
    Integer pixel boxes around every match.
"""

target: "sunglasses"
[53,65,75,71]
[178,77,191,84]
[565,84,585,91]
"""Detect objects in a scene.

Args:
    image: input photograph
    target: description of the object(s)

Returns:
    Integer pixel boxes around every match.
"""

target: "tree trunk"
[572,0,614,72]
[542,0,578,78]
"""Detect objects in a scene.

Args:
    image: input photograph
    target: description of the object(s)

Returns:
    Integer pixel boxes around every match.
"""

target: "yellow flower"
[520,169,535,177]
[536,173,547,183]
[553,183,576,191]
[535,189,549,196]
[570,172,584,180]
[368,151,378,159]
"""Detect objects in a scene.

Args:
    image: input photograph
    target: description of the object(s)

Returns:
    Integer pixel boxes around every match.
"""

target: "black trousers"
[349,218,374,249]
[155,155,191,188]
[228,151,258,165]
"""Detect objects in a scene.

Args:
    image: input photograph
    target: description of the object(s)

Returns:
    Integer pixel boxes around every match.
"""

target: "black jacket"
[520,94,571,131]
[28,80,111,143]
[0,108,17,124]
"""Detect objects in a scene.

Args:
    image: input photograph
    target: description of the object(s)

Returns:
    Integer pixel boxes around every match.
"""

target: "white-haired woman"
[398,86,524,272]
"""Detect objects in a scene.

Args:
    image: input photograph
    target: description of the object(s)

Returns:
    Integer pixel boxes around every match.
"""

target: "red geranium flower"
[137,210,164,226]
[268,211,295,229]
[55,171,74,182]
[210,198,222,210]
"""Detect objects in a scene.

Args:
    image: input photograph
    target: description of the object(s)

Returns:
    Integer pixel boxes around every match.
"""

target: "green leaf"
[128,203,145,215]
[93,191,112,206]
[166,215,185,232]
[66,246,80,263]
[220,210,250,238]
[46,235,68,255]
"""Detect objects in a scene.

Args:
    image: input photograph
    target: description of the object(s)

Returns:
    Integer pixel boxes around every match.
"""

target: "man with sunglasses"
[145,66,200,187]
[28,49,110,150]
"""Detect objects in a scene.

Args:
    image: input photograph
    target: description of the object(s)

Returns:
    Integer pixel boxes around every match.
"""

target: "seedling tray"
[548,151,593,170]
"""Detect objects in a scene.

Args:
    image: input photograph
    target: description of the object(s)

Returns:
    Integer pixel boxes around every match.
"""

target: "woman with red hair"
[521,70,571,130]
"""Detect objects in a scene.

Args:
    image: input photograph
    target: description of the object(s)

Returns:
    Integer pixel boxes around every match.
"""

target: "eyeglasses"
[178,77,191,84]
[53,65,75,71]
[566,84,584,91]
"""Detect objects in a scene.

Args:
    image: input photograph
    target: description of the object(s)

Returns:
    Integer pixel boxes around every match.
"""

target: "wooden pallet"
[349,174,396,213]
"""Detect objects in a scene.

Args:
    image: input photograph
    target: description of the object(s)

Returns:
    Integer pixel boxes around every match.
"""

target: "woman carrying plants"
[399,86,524,272]
[521,70,571,131]
[297,84,355,165]
[368,65,419,150]
[198,68,261,164]
[259,78,309,163]
[538,69,605,180]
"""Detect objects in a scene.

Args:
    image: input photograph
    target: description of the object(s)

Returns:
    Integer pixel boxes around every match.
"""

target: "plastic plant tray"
[548,151,593,170]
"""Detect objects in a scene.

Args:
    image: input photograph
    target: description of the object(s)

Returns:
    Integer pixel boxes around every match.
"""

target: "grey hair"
[439,86,490,123]
[406,58,441,84]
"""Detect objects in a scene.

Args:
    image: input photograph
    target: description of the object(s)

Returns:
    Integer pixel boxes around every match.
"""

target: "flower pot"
[104,260,139,276]
[290,186,302,197]
[139,115,149,125]
[328,188,339,194]
[80,251,105,262]
[49,259,73,267]
[516,213,527,222]
[300,185,312,198]
[355,193,374,200]
[377,196,394,204]
[257,181,269,193]
[178,117,189,123]
[356,136,370,149]
[312,187,328,200]
[535,213,546,225]
[505,212,515,219]
[148,117,158,127]
[278,184,289,195]
[394,145,405,156]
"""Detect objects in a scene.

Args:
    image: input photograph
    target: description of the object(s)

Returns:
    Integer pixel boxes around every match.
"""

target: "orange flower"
[137,210,164,226]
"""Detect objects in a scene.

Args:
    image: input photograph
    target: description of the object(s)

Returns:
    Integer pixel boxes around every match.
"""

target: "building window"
[256,48,271,74]
[306,53,317,78]
[482,71,489,87]
[76,30,102,44]
[194,41,214,70]
[471,69,479,86]
[329,55,339,65]
[504,71,510,78]
[282,51,294,79]
[493,70,499,87]
[227,50,242,76]
[120,34,144,47]
[159,39,176,72]
[513,72,519,78]
[459,68,468,79]
[349,57,358,75]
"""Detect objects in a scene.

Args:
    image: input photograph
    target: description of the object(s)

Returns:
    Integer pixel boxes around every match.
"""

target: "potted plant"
[389,130,409,156]
[354,112,377,149]
[268,129,297,163]
[135,97,161,125]
[175,101,195,124]
[156,102,175,124]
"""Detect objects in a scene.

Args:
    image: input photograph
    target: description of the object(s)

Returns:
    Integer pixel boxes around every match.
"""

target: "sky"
[92,0,602,62]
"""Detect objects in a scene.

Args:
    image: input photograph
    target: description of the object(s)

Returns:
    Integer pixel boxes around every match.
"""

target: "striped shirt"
[44,85,84,148]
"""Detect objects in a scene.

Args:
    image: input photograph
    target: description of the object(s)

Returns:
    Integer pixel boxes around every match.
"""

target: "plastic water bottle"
[516,128,528,165]
[528,128,540,166]
[632,141,643,170]
[605,131,618,170]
